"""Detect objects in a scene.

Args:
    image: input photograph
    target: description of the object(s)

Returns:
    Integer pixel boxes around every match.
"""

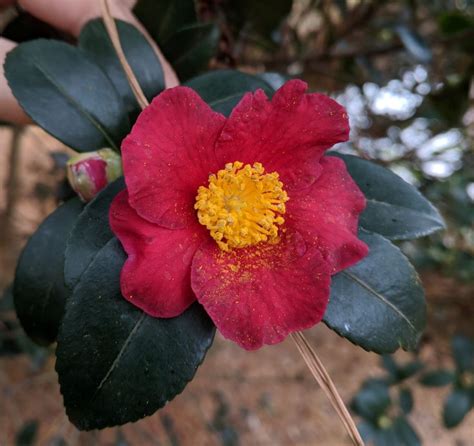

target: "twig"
[100,0,149,110]
[291,332,364,446]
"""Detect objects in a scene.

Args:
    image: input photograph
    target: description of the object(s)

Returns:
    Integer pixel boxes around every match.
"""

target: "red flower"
[110,80,368,350]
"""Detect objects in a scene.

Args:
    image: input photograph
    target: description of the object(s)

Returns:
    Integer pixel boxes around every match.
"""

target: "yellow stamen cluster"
[195,161,289,251]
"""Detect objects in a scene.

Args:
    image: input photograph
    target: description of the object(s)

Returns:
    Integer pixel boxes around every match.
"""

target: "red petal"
[215,80,349,190]
[121,86,226,229]
[110,190,204,317]
[191,232,331,350]
[287,156,368,273]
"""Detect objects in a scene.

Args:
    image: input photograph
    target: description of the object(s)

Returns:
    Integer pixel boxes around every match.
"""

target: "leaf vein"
[33,58,119,151]
[365,199,442,224]
[341,270,416,332]
[93,312,146,398]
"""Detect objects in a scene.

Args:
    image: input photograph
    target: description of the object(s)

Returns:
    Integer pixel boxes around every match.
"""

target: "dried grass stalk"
[291,332,364,446]
[100,0,149,110]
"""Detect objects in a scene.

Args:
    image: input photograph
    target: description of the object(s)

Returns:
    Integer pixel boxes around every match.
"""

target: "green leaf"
[330,154,445,240]
[420,370,455,387]
[324,231,426,353]
[381,355,399,378]
[374,426,400,446]
[133,0,196,43]
[185,70,274,116]
[351,380,391,423]
[392,417,421,446]
[64,178,124,290]
[79,19,165,117]
[163,23,220,81]
[382,356,423,383]
[4,40,130,152]
[452,335,474,373]
[443,389,472,428]
[56,238,215,430]
[13,198,83,346]
[368,416,420,446]
[399,388,413,414]
[397,361,424,382]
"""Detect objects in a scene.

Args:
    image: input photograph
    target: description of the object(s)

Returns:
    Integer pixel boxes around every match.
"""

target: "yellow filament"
[195,161,289,251]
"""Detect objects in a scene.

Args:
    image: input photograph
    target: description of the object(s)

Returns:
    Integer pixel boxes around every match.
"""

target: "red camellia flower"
[110,79,368,350]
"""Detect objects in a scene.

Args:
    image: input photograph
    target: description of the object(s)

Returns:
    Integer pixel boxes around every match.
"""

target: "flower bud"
[66,149,122,202]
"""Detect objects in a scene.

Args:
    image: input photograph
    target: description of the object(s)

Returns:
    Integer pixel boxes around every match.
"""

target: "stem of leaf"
[291,332,364,446]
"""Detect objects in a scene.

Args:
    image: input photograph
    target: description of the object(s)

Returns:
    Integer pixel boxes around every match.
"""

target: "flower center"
[195,161,289,251]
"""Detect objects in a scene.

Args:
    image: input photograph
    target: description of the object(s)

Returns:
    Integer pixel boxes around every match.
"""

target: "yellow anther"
[195,161,289,251]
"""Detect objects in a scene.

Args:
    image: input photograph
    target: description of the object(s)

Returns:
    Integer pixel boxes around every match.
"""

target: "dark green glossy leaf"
[4,40,130,152]
[133,0,196,43]
[64,178,124,290]
[420,370,455,387]
[443,388,472,428]
[330,154,445,240]
[185,70,274,116]
[163,23,220,81]
[351,380,391,423]
[399,388,413,414]
[452,335,474,373]
[79,19,165,117]
[13,198,83,345]
[324,231,426,353]
[56,238,215,430]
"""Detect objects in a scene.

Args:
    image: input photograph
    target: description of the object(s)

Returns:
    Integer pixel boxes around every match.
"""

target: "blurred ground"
[1,127,474,446]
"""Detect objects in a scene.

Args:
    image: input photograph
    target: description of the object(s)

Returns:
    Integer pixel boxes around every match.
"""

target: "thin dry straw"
[100,2,363,443]
[100,0,149,110]
[291,332,364,446]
